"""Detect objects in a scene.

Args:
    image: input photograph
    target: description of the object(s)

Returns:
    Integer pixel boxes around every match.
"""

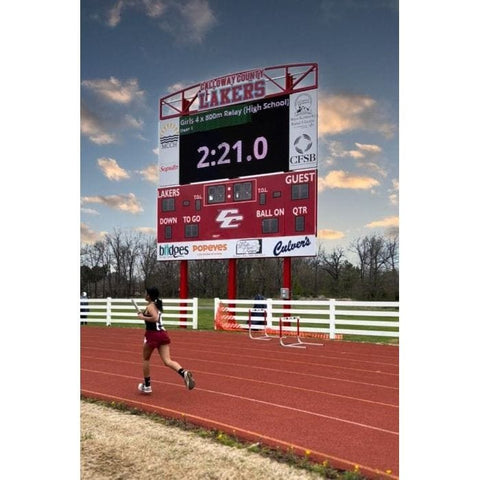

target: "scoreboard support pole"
[283,257,292,324]
[228,259,237,308]
[283,257,291,300]
[179,260,188,328]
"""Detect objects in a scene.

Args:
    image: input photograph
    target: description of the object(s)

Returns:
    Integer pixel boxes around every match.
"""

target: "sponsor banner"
[157,235,316,261]
[158,117,180,186]
[289,91,318,171]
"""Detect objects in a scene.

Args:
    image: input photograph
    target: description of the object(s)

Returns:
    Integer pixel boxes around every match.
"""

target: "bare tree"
[350,235,387,299]
[156,261,181,297]
[383,234,399,272]
[318,247,347,297]
[319,247,345,281]
[137,234,158,290]
[383,234,399,300]
[81,241,110,297]
[104,229,143,297]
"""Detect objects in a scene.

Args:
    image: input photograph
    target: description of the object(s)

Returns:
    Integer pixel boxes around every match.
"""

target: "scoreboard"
[157,63,319,261]
[157,169,317,261]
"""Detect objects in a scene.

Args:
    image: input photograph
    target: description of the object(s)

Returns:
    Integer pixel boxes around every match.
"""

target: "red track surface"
[81,327,398,479]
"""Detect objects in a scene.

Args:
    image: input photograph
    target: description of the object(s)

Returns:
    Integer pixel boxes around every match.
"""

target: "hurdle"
[279,316,324,348]
[248,308,272,340]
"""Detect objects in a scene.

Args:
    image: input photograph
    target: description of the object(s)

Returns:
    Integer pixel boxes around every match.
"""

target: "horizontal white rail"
[214,297,399,340]
[80,297,399,340]
[79,297,198,329]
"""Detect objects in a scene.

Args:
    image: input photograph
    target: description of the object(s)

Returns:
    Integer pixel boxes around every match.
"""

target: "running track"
[81,327,399,479]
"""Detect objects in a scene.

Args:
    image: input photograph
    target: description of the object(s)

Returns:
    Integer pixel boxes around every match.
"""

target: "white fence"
[214,298,399,340]
[79,297,399,340]
[80,297,198,329]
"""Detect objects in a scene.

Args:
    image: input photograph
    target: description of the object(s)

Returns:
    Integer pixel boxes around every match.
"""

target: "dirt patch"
[81,400,324,479]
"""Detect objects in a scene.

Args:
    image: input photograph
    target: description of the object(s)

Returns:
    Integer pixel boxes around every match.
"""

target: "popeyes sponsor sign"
[197,69,265,110]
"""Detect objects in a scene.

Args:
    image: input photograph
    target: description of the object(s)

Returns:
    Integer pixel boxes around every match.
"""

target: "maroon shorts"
[144,329,171,348]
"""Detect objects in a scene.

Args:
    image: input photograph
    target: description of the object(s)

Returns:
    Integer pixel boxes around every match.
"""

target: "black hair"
[146,287,163,312]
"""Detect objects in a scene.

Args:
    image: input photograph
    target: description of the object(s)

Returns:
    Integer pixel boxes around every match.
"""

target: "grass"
[81,396,370,480]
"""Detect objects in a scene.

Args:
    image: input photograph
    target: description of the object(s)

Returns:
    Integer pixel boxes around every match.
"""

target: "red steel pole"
[283,257,291,324]
[227,259,237,315]
[228,258,237,301]
[179,260,188,328]
[283,257,291,299]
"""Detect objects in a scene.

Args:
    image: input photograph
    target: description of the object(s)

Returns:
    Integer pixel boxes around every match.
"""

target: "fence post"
[329,298,335,339]
[214,297,220,330]
[266,298,273,328]
[106,297,112,326]
[192,297,198,330]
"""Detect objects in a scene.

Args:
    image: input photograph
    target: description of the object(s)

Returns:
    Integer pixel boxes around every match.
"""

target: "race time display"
[159,63,318,186]
[178,96,289,184]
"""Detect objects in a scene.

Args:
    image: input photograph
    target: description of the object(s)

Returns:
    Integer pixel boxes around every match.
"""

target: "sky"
[80,0,399,258]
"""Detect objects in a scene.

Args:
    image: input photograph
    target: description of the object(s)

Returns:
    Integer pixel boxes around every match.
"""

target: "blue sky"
[80,0,399,257]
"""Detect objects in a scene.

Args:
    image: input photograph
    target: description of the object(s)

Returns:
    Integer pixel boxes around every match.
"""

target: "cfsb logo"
[291,134,316,165]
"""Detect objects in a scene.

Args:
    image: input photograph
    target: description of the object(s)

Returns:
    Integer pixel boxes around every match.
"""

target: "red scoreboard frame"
[157,169,317,261]
[157,63,319,261]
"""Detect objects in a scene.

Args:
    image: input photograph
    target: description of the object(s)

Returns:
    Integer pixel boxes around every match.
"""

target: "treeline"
[80,229,399,301]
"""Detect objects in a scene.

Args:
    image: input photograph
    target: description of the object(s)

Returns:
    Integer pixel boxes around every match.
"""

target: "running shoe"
[183,370,195,390]
[138,383,152,393]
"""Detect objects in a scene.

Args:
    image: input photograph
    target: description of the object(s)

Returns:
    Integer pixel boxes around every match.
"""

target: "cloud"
[389,193,398,206]
[81,78,146,144]
[81,223,107,244]
[365,216,399,228]
[355,143,382,154]
[324,140,382,160]
[357,161,387,178]
[174,0,217,43]
[323,140,386,177]
[97,157,130,181]
[318,170,380,192]
[167,82,188,94]
[81,77,145,105]
[81,207,100,215]
[107,0,167,27]
[319,93,396,138]
[106,0,216,43]
[81,102,116,145]
[389,179,399,206]
[317,229,345,240]
[135,226,156,235]
[138,164,159,184]
[365,216,399,240]
[124,114,144,129]
[106,0,123,27]
[82,193,144,214]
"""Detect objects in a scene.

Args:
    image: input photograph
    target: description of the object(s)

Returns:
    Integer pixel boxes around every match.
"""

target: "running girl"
[136,287,195,393]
